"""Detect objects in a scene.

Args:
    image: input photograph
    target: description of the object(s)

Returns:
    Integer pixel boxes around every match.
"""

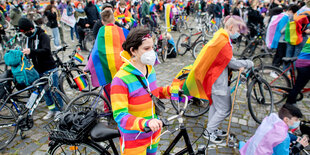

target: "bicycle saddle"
[282,57,298,63]
[90,123,120,142]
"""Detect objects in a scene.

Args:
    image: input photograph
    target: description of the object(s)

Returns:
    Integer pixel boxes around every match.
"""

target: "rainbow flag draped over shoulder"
[296,38,310,68]
[165,4,173,32]
[285,15,309,45]
[266,13,289,49]
[86,25,129,87]
[182,29,232,104]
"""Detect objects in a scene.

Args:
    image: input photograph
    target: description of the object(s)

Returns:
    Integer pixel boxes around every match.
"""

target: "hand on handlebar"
[239,67,245,72]
[148,119,163,132]
[297,136,309,147]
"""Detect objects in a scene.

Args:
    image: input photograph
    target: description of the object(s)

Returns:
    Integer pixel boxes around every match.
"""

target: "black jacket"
[214,3,222,18]
[232,7,241,16]
[28,27,56,74]
[223,3,230,16]
[84,2,100,27]
[45,10,58,28]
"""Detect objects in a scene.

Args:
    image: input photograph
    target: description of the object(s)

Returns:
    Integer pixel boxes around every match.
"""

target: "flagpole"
[226,68,243,145]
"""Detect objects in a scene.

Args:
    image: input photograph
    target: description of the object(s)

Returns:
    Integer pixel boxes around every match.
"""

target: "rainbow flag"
[182,29,232,104]
[149,3,156,12]
[74,53,84,63]
[266,13,289,49]
[296,38,310,68]
[285,15,309,45]
[171,65,193,101]
[211,19,216,25]
[86,25,129,87]
[178,2,184,9]
[74,75,88,91]
[165,4,173,32]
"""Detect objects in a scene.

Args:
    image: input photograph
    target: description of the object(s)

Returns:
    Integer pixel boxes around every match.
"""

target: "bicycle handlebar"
[144,93,189,133]
[52,45,68,55]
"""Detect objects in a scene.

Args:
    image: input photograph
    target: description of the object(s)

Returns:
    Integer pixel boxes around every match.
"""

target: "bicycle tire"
[192,40,207,59]
[247,78,273,124]
[171,97,210,118]
[176,34,190,56]
[161,39,168,62]
[65,92,112,120]
[48,141,110,155]
[256,65,291,104]
[59,67,91,104]
[4,20,10,31]
[205,24,218,38]
[0,104,18,150]
[84,33,95,53]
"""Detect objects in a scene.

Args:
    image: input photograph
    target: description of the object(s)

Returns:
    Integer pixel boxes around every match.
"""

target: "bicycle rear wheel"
[84,33,95,53]
[192,40,207,59]
[256,65,291,104]
[176,34,190,56]
[48,141,109,155]
[171,97,210,118]
[161,39,168,62]
[0,104,18,150]
[247,78,273,124]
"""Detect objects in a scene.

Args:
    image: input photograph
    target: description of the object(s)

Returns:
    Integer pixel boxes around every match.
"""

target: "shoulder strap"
[135,75,153,97]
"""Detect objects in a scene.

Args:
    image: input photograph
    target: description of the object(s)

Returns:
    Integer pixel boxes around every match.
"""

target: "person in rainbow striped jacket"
[110,27,171,154]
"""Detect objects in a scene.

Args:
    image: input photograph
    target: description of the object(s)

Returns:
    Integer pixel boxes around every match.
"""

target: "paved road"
[1,18,310,155]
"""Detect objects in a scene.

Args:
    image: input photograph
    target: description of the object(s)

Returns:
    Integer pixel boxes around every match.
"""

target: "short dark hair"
[278,104,303,120]
[287,4,299,14]
[122,27,150,56]
[101,10,114,24]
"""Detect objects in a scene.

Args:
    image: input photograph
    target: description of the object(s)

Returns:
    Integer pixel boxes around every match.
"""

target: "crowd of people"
[0,0,309,154]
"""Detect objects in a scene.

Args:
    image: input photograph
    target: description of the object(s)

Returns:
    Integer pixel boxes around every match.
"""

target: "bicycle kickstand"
[20,130,26,140]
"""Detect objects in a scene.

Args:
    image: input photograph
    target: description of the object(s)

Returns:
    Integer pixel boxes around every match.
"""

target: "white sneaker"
[54,111,62,120]
[270,71,278,78]
[214,129,228,137]
[55,46,62,50]
[72,40,74,43]
[203,130,223,144]
[43,111,55,120]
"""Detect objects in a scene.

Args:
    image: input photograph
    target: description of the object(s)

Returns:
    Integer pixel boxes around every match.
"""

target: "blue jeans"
[215,17,221,28]
[284,36,308,70]
[40,68,63,111]
[52,27,60,46]
[75,24,79,40]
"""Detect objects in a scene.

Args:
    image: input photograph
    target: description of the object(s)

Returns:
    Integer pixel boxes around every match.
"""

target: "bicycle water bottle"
[26,91,39,109]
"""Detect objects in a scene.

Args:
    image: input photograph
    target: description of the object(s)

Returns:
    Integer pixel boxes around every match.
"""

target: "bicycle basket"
[44,107,99,142]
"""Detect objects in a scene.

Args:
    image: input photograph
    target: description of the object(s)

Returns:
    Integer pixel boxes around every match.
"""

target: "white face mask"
[120,7,125,12]
[140,50,156,66]
[78,6,83,9]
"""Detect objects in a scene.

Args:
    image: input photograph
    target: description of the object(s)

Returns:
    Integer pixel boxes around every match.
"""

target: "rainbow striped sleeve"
[111,76,149,132]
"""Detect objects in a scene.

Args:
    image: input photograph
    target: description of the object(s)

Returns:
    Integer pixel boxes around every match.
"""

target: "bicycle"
[176,27,209,59]
[46,92,208,155]
[173,10,188,32]
[52,45,93,102]
[255,57,310,105]
[153,26,171,62]
[171,62,274,124]
[236,24,269,59]
[0,68,69,150]
[82,28,95,53]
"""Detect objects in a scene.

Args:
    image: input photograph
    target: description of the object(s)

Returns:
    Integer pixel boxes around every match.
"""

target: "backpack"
[4,50,40,86]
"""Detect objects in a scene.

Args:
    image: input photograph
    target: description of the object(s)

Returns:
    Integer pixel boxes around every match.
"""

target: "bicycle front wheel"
[48,141,110,155]
[161,39,168,62]
[247,78,273,124]
[176,34,190,56]
[0,104,18,150]
[84,33,95,53]
[171,97,210,118]
[192,40,207,59]
[256,65,291,104]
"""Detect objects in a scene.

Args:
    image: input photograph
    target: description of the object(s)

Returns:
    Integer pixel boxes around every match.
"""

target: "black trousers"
[272,42,287,67]
[286,66,310,104]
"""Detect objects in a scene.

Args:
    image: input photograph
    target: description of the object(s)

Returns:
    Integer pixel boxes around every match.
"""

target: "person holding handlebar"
[110,27,171,155]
